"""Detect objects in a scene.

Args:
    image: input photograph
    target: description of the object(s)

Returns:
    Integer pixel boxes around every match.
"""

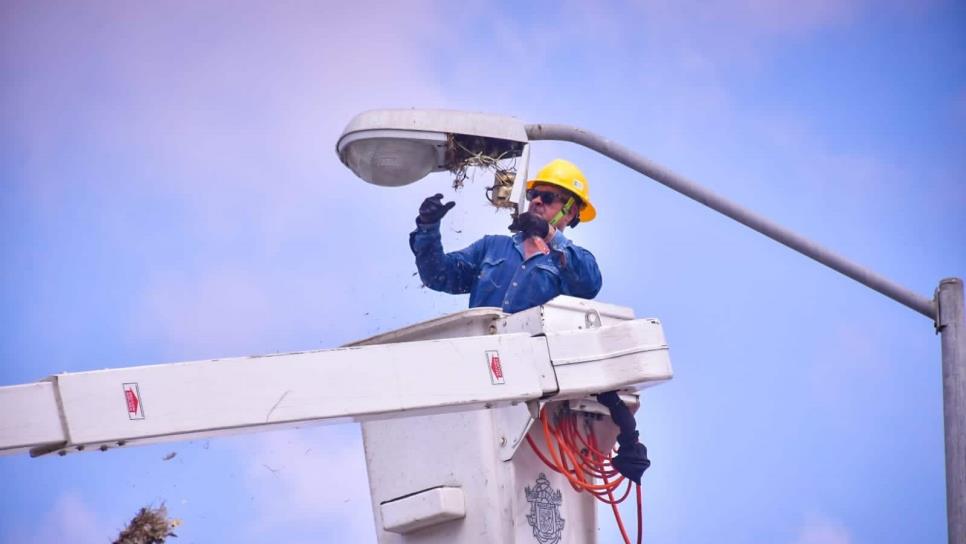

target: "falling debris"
[162,452,177,461]
[444,134,521,206]
[113,504,180,544]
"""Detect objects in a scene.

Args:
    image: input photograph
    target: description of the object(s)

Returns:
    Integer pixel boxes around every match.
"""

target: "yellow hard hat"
[526,159,596,223]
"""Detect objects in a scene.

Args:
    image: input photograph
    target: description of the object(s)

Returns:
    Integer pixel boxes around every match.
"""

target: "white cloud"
[3,492,111,544]
[134,267,279,356]
[2,0,450,219]
[790,513,853,544]
[237,426,376,542]
[2,0,478,359]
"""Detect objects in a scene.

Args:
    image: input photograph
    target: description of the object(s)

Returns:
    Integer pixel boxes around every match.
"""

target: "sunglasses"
[526,188,570,205]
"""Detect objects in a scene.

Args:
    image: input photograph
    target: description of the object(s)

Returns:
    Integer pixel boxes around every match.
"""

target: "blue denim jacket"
[409,221,602,313]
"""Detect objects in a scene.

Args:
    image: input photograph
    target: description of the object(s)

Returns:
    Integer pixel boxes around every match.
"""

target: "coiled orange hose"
[526,404,644,544]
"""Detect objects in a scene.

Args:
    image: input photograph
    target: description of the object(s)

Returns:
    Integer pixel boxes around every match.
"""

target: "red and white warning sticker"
[123,382,145,420]
[486,350,505,385]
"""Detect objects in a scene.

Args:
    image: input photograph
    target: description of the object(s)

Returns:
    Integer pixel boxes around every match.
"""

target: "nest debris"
[113,504,180,544]
[445,134,520,191]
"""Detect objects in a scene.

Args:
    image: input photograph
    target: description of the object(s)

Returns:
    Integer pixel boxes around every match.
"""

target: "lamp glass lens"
[344,138,437,187]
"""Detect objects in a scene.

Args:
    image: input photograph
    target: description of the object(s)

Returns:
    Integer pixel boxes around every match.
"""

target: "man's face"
[527,183,575,226]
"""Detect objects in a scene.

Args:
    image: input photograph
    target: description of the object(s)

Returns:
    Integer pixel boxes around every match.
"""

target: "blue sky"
[1,1,964,542]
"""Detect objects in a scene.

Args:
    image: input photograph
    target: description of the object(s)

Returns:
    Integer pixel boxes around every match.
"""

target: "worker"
[409,158,602,313]
[411,158,648,482]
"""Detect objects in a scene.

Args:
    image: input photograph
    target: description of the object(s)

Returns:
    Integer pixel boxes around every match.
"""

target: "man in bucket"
[409,158,601,313]
[409,159,650,485]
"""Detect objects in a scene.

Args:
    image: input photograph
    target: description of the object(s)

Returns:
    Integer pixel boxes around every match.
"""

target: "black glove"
[417,194,455,225]
[596,391,635,430]
[508,211,550,239]
[612,432,651,484]
[597,390,651,484]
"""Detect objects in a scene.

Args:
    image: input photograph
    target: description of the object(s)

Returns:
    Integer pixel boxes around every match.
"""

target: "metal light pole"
[527,123,965,544]
[938,278,966,543]
[337,110,965,543]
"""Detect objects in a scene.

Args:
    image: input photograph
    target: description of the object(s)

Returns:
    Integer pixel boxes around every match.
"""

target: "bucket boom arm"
[0,299,671,459]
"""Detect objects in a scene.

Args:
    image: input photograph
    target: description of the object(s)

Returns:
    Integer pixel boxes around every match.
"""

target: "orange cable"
[525,434,563,475]
[603,468,632,544]
[542,411,620,492]
[527,405,643,543]
[636,483,643,544]
[587,477,634,504]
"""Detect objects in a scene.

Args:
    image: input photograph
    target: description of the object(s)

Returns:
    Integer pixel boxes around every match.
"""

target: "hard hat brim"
[527,178,596,223]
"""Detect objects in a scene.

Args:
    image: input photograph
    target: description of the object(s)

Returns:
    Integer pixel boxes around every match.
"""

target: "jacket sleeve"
[409,220,487,294]
[548,231,602,299]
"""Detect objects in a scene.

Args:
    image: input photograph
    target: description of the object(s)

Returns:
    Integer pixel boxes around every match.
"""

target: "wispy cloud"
[238,426,375,542]
[2,0,468,360]
[2,491,111,544]
[790,513,853,544]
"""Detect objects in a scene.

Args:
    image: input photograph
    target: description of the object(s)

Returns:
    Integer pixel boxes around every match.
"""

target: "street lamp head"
[337,129,447,187]
[337,109,529,187]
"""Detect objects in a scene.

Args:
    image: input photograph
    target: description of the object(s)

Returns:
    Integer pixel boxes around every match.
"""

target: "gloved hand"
[508,211,550,239]
[597,390,651,483]
[612,432,651,484]
[417,194,456,225]
[597,391,637,433]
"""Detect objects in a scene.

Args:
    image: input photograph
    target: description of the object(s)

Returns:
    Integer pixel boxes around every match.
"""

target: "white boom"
[0,296,673,543]
[0,297,670,459]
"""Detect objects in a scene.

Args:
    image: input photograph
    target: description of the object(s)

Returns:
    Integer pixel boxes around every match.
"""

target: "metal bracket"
[584,308,602,329]
[935,287,946,334]
[493,401,541,462]
[569,392,640,417]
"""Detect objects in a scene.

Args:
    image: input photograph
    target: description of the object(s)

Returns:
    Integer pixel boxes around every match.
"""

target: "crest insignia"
[525,472,565,543]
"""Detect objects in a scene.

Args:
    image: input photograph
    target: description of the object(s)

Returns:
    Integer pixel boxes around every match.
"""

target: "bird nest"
[445,134,524,191]
[114,504,180,544]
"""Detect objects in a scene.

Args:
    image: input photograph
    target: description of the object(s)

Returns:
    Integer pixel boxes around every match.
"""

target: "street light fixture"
[338,108,966,544]
[337,129,448,187]
[337,110,531,207]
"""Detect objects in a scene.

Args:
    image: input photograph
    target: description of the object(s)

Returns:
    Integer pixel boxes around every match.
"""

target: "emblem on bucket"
[525,473,565,543]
